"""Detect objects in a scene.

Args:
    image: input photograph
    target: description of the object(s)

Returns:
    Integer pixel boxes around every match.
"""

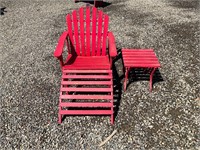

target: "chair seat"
[63,54,110,70]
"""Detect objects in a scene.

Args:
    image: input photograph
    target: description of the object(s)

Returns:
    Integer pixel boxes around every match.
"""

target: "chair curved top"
[66,7,109,56]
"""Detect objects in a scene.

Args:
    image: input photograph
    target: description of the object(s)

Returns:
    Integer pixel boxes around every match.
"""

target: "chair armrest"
[108,32,117,58]
[54,31,69,58]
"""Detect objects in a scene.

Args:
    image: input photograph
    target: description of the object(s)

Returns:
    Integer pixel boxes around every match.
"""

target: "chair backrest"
[66,7,109,56]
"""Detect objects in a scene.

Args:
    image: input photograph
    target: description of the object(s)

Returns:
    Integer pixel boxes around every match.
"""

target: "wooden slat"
[61,87,112,92]
[123,55,158,60]
[64,64,110,67]
[86,7,90,56]
[123,51,155,53]
[123,55,157,58]
[63,70,112,73]
[60,95,113,99]
[62,75,112,79]
[123,58,158,60]
[72,10,80,55]
[122,53,155,57]
[63,65,110,69]
[122,49,154,52]
[60,110,113,115]
[61,81,112,85]
[72,19,101,22]
[122,51,155,55]
[79,7,85,56]
[66,14,74,45]
[97,11,103,56]
[92,7,97,55]
[60,102,112,107]
[72,32,103,36]
[102,14,109,56]
[124,60,160,64]
[125,64,160,67]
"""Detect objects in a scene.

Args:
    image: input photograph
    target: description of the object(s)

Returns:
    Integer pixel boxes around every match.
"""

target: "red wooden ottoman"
[58,69,114,124]
[122,49,161,92]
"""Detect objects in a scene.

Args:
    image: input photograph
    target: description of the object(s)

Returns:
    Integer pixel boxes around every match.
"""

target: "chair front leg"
[109,56,113,68]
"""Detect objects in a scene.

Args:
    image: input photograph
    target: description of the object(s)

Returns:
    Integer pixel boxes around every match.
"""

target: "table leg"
[124,67,130,91]
[149,68,156,92]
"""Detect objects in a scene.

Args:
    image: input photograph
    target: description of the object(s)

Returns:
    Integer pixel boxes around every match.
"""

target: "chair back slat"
[72,10,80,55]
[66,14,74,54]
[96,11,103,56]
[86,7,91,56]
[66,7,109,56]
[79,7,85,56]
[102,15,109,56]
[92,7,97,55]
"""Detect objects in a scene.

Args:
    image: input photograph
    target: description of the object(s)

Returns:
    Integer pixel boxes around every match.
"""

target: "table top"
[122,49,161,68]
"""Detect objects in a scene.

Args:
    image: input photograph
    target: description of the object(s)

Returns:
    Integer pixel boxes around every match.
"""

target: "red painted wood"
[63,65,110,70]
[66,14,74,46]
[125,64,160,67]
[61,87,112,92]
[123,56,157,60]
[124,60,160,63]
[60,110,112,115]
[63,69,112,73]
[54,31,68,58]
[102,15,109,56]
[60,102,112,107]
[63,55,110,69]
[61,81,112,85]
[54,7,117,124]
[86,7,90,56]
[62,75,112,79]
[97,11,103,56]
[72,10,80,55]
[122,49,154,52]
[122,49,161,91]
[108,32,117,57]
[60,95,113,100]
[92,7,97,55]
[79,7,85,56]
[55,7,117,70]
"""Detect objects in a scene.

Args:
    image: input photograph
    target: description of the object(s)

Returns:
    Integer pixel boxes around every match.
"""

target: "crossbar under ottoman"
[58,69,114,124]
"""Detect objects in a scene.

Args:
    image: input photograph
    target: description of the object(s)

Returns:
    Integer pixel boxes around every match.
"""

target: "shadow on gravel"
[126,68,164,91]
[0,7,7,15]
[75,1,111,8]
[113,49,123,121]
[168,0,199,9]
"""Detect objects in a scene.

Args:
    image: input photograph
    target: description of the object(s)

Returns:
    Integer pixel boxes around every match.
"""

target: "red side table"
[122,49,161,92]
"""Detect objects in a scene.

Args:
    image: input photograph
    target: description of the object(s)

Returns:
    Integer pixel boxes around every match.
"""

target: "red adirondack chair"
[54,7,117,124]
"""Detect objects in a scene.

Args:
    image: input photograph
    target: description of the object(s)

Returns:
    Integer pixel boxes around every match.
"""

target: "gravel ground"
[1,0,200,149]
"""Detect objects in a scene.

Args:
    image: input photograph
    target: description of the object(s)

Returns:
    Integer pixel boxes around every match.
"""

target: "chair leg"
[149,68,156,92]
[111,114,114,124]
